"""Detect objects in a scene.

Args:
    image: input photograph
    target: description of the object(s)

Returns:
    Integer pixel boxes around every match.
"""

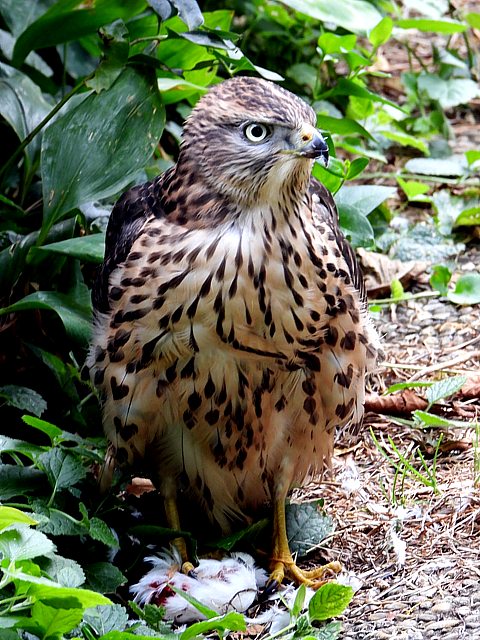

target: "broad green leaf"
[100,632,171,640]
[0,290,92,345]
[22,415,63,441]
[0,385,46,417]
[281,0,383,34]
[20,601,84,640]
[0,465,45,500]
[395,18,468,33]
[404,156,468,177]
[328,78,404,111]
[41,554,85,588]
[34,233,106,263]
[172,585,219,619]
[84,562,127,593]
[466,13,480,29]
[292,584,307,618]
[378,129,429,154]
[413,411,462,428]
[30,501,85,537]
[335,185,396,247]
[0,63,52,160]
[465,150,480,167]
[390,279,405,300]
[83,604,129,636]
[210,518,269,551]
[426,376,467,405]
[0,0,47,37]
[180,611,246,640]
[455,206,480,227]
[318,33,356,55]
[12,0,146,66]
[38,449,87,493]
[308,583,354,621]
[316,114,374,141]
[0,526,55,561]
[286,502,334,558]
[369,17,393,47]
[41,67,165,238]
[346,157,369,180]
[447,273,480,305]
[313,162,345,195]
[0,506,38,531]
[430,265,451,296]
[418,74,480,109]
[396,177,429,201]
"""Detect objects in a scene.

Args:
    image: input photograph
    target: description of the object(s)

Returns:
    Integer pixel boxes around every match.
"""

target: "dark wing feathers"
[92,171,172,314]
[309,177,367,304]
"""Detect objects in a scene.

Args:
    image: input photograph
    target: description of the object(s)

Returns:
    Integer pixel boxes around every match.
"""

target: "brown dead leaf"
[126,477,155,496]
[358,248,428,298]
[365,389,428,415]
[458,374,480,399]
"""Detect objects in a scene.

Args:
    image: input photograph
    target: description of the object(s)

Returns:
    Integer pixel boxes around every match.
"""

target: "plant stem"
[369,291,440,305]
[130,35,168,46]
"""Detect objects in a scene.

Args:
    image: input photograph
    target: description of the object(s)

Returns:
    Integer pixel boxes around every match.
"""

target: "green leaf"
[0,385,46,417]
[447,273,480,305]
[83,604,129,636]
[395,18,468,33]
[34,233,106,263]
[292,583,307,618]
[378,129,429,154]
[286,502,334,558]
[84,562,127,593]
[455,206,480,227]
[0,289,92,345]
[465,12,480,28]
[19,601,84,640]
[0,525,55,561]
[22,415,63,441]
[465,150,480,166]
[37,449,87,493]
[390,279,404,300]
[413,411,461,428]
[86,19,129,93]
[0,435,47,459]
[316,115,374,141]
[149,0,204,30]
[41,67,165,238]
[385,381,433,394]
[0,465,45,500]
[430,265,451,296]
[281,0,383,34]
[180,611,246,640]
[40,554,85,588]
[210,518,269,551]
[335,185,395,248]
[0,506,38,531]
[89,518,119,548]
[0,64,52,161]
[345,157,368,181]
[426,375,467,405]
[396,177,429,201]
[308,583,354,621]
[418,74,480,109]
[12,0,146,66]
[328,78,404,111]
[369,16,393,47]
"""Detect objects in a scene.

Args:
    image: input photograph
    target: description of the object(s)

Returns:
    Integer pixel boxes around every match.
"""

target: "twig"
[407,350,480,382]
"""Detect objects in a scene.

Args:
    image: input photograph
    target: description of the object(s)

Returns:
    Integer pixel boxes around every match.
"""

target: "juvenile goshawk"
[88,76,379,587]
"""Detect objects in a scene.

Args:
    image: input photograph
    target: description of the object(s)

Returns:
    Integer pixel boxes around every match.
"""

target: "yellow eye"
[244,123,271,143]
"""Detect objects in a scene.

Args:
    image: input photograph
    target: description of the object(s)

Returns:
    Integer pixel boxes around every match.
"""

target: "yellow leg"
[269,497,341,589]
[164,495,195,575]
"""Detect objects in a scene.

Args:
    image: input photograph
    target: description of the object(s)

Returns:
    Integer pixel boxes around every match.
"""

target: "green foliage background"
[0,0,478,637]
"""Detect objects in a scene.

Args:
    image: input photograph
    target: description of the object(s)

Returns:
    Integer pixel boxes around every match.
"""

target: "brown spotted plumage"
[87,76,379,587]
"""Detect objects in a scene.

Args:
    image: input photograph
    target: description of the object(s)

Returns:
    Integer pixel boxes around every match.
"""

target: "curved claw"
[182,561,197,579]
[261,578,281,599]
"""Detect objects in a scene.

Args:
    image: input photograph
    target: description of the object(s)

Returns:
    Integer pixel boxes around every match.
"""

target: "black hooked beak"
[300,130,329,165]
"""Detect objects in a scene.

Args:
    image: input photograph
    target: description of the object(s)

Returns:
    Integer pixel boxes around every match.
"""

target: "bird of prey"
[87,76,379,588]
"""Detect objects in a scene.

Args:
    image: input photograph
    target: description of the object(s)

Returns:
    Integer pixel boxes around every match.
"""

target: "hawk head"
[180,76,328,205]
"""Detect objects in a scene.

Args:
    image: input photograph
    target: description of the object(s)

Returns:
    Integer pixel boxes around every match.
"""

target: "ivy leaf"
[308,583,354,621]
[286,502,334,559]
[0,385,47,417]
[447,273,480,305]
